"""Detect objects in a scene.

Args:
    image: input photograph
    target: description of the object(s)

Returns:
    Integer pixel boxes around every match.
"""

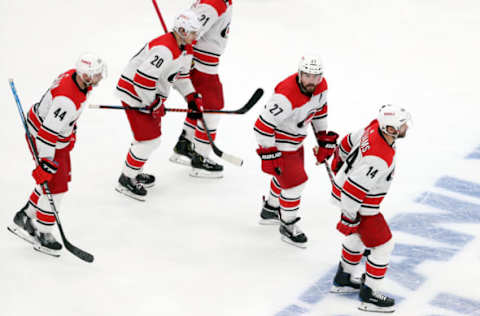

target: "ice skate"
[116,173,147,201]
[259,198,280,225]
[7,205,37,244]
[136,173,155,188]
[358,282,395,313]
[279,217,307,248]
[33,231,62,257]
[189,152,223,178]
[330,263,361,293]
[170,131,195,166]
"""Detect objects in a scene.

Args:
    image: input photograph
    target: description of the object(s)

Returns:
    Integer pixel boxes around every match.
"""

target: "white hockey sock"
[340,233,365,275]
[122,138,161,178]
[182,117,197,142]
[267,177,281,207]
[193,114,220,157]
[364,238,394,291]
[35,193,64,234]
[279,183,305,223]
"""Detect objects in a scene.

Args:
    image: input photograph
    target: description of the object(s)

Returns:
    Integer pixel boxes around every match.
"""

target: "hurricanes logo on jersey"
[168,72,180,83]
[221,23,230,38]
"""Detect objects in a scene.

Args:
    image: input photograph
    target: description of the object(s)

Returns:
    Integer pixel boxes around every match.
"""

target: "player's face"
[397,123,408,138]
[299,72,322,93]
[184,31,198,45]
[82,73,103,87]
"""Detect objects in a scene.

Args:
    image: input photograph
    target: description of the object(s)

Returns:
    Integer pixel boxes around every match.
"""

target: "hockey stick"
[9,79,94,263]
[199,116,243,166]
[323,159,335,185]
[150,2,250,166]
[88,88,263,114]
[152,0,168,33]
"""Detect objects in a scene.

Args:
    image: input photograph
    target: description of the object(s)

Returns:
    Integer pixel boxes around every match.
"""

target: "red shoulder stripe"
[200,0,227,16]
[149,33,182,59]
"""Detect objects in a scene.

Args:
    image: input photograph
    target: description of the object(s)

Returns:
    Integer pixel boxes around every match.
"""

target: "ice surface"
[1,1,479,315]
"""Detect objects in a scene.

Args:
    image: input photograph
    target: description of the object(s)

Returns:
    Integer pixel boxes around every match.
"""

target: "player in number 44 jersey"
[253,55,339,248]
[8,53,106,257]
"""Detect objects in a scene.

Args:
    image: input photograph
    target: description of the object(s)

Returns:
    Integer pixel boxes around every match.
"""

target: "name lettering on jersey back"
[360,130,372,153]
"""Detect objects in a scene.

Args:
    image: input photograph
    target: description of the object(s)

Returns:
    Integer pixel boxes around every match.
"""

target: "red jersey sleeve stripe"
[134,72,157,90]
[254,118,275,135]
[343,179,368,202]
[193,51,220,64]
[37,127,58,145]
[340,134,352,153]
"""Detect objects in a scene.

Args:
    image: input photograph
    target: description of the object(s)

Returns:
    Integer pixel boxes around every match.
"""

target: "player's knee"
[369,237,395,264]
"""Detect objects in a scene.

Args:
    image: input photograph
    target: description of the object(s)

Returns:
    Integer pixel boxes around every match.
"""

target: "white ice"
[1,1,480,316]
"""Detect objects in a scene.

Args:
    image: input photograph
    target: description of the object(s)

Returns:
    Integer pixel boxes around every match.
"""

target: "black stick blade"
[237,88,264,114]
[64,240,94,263]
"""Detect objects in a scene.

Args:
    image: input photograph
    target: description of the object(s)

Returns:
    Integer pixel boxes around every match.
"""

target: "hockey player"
[329,104,412,312]
[253,55,339,248]
[115,10,203,201]
[170,0,233,178]
[8,53,106,256]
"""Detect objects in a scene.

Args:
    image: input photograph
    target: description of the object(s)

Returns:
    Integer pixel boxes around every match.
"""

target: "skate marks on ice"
[275,148,480,315]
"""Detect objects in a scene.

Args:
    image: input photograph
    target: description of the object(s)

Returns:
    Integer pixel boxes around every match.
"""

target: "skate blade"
[189,168,223,179]
[281,236,307,249]
[115,186,146,202]
[169,153,191,166]
[330,285,360,294]
[358,302,395,313]
[7,225,35,245]
[33,243,61,258]
[259,218,280,225]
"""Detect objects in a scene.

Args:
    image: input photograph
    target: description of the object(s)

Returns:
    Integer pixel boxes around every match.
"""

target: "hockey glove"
[186,92,204,120]
[256,146,282,176]
[140,95,165,118]
[32,158,58,185]
[330,147,344,175]
[336,211,360,236]
[314,131,339,163]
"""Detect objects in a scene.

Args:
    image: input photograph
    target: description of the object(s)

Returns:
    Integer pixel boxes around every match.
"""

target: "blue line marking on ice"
[466,146,480,159]
[431,293,480,315]
[275,172,480,316]
[435,176,480,199]
[274,304,309,316]
[388,244,456,291]
[389,194,477,247]
[298,267,336,304]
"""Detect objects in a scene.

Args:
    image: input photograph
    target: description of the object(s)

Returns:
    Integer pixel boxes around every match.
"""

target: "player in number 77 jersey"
[8,53,106,257]
[253,54,339,248]
[328,104,412,313]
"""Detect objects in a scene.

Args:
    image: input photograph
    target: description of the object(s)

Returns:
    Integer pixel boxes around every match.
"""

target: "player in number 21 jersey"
[170,0,233,178]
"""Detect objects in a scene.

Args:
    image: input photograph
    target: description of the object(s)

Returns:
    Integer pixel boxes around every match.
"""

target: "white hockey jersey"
[116,32,195,108]
[331,119,396,216]
[254,73,329,152]
[190,0,232,74]
[27,69,91,159]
